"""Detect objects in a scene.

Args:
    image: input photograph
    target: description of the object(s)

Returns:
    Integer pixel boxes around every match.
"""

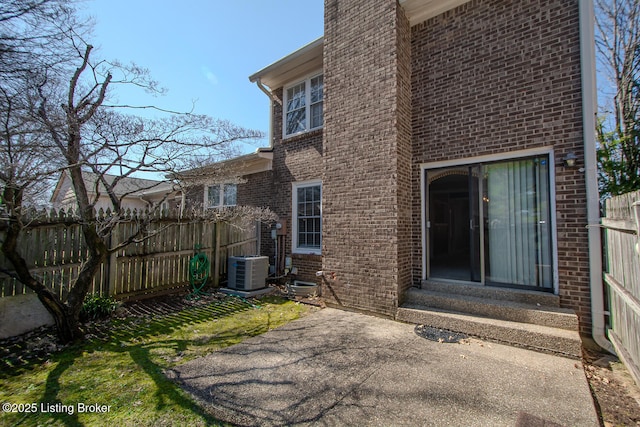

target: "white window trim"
[204,183,237,209]
[283,72,323,139]
[292,179,322,255]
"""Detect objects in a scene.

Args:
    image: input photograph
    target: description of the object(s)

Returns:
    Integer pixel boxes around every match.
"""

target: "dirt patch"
[0,290,241,371]
[583,347,640,426]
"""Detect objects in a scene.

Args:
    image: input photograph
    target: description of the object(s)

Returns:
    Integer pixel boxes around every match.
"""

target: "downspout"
[254,78,281,149]
[579,0,615,353]
[137,194,151,211]
[180,190,185,218]
[254,78,279,273]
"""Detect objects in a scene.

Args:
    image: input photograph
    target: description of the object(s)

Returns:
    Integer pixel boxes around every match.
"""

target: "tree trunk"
[2,230,106,343]
[1,185,88,344]
[36,288,83,344]
[1,219,84,343]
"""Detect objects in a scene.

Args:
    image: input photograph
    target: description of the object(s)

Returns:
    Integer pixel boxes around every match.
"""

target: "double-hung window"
[292,180,322,254]
[206,183,237,209]
[284,74,323,137]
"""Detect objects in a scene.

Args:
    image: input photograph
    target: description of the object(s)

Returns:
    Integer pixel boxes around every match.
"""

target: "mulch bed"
[0,290,232,372]
[0,286,316,372]
[582,347,640,426]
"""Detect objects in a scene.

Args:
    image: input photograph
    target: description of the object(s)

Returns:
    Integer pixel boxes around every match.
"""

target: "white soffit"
[249,37,323,89]
[218,150,273,176]
[400,0,472,26]
[249,2,473,87]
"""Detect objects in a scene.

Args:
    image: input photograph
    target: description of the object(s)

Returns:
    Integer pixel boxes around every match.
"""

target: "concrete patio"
[169,308,599,426]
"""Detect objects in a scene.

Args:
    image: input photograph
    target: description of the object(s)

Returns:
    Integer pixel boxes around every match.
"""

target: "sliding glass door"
[426,155,553,290]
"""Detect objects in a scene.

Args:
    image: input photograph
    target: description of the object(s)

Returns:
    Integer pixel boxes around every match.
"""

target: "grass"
[0,295,311,427]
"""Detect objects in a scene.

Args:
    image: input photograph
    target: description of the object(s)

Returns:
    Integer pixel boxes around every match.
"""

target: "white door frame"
[420,146,559,294]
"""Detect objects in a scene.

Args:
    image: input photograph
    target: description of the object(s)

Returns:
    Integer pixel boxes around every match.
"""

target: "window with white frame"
[292,181,322,254]
[284,74,323,137]
[205,183,237,208]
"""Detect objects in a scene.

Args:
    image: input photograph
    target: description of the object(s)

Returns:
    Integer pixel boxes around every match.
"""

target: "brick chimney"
[322,0,412,316]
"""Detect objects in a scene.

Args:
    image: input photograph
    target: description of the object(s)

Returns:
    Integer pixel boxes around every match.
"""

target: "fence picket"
[602,191,640,387]
[0,211,259,301]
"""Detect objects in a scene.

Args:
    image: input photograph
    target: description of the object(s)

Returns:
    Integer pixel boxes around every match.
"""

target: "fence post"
[107,225,118,297]
[213,222,221,287]
[255,220,260,254]
[634,202,640,256]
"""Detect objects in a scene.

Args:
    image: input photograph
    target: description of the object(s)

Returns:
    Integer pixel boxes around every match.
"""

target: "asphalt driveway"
[169,307,599,426]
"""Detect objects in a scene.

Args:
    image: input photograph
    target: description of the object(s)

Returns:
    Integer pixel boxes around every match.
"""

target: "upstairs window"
[284,74,323,137]
[206,184,237,209]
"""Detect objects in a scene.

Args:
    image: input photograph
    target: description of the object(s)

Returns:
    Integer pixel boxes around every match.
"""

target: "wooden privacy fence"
[0,209,259,300]
[602,191,640,385]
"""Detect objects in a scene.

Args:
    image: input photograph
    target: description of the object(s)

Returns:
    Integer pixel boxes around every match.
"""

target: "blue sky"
[80,1,324,153]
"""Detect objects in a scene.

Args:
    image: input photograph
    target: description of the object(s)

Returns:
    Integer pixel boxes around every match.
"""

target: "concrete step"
[421,279,560,307]
[397,305,583,359]
[405,287,578,331]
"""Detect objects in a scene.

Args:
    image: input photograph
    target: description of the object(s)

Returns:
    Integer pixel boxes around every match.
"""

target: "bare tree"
[1,16,265,343]
[0,0,83,80]
[0,1,86,207]
[595,0,640,196]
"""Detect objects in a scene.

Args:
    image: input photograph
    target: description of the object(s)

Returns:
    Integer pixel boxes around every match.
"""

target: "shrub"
[80,295,119,322]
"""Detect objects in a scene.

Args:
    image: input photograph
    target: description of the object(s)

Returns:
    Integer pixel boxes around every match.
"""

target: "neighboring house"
[51,171,181,213]
[191,149,274,211]
[205,0,607,352]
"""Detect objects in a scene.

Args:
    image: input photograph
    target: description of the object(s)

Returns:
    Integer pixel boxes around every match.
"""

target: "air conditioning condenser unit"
[227,256,268,291]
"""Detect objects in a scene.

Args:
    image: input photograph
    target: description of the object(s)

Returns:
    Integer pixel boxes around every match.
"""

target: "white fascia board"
[399,0,472,26]
[249,37,323,88]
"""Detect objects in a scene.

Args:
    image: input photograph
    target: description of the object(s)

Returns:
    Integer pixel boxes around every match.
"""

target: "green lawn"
[0,295,311,426]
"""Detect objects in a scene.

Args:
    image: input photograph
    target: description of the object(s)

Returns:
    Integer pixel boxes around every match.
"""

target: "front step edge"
[397,305,583,359]
[421,279,560,307]
[405,288,578,331]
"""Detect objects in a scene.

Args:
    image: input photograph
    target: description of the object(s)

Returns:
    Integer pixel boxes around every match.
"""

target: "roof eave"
[177,148,274,182]
[399,0,473,26]
[249,37,323,88]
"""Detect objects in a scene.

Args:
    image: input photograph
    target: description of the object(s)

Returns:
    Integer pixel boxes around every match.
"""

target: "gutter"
[248,37,323,85]
[579,0,615,353]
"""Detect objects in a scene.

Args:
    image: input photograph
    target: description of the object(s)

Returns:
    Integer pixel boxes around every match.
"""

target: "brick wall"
[268,88,324,284]
[322,0,411,316]
[182,174,275,267]
[237,170,275,258]
[182,184,204,208]
[182,86,324,285]
[397,4,413,302]
[410,0,591,333]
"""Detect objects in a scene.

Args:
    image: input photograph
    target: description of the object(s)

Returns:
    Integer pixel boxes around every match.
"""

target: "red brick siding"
[180,184,204,210]
[322,0,410,316]
[397,4,413,302]
[187,88,324,284]
[268,88,324,284]
[183,175,275,263]
[292,254,323,286]
[237,170,275,258]
[410,0,591,332]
